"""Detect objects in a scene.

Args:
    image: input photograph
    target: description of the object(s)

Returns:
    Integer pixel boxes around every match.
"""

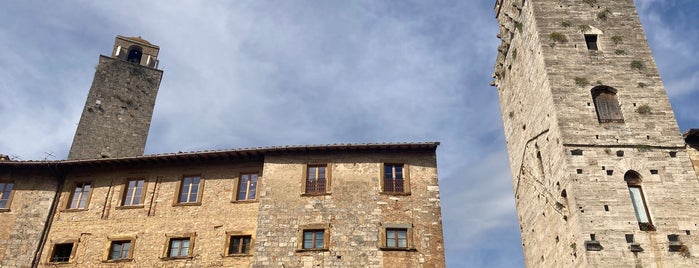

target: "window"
[108,240,132,260]
[168,238,191,258]
[68,182,91,209]
[178,175,201,204]
[305,165,327,194]
[237,173,258,201]
[386,228,408,248]
[592,86,624,123]
[50,243,75,263]
[0,182,14,209]
[303,230,325,249]
[122,179,145,206]
[227,235,252,255]
[383,163,408,193]
[625,171,654,231]
[584,34,598,50]
[380,224,414,251]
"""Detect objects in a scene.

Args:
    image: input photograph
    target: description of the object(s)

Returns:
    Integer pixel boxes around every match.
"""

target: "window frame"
[380,224,416,251]
[162,234,196,260]
[584,34,598,50]
[381,163,410,195]
[174,175,203,206]
[296,224,329,252]
[592,86,624,123]
[225,232,253,256]
[302,164,331,196]
[625,171,654,231]
[48,240,78,264]
[121,178,147,207]
[0,181,15,211]
[67,181,93,210]
[235,172,260,202]
[104,237,136,262]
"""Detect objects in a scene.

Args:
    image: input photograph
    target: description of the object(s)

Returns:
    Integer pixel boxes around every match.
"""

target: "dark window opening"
[126,46,143,64]
[592,86,624,123]
[50,243,73,263]
[625,234,634,243]
[228,235,252,255]
[585,34,598,50]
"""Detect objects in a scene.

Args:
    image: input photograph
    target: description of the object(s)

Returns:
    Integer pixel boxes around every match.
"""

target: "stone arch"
[126,46,143,64]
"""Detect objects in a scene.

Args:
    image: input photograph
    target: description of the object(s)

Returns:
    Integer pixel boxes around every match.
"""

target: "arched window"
[592,86,623,123]
[625,171,654,231]
[126,46,143,64]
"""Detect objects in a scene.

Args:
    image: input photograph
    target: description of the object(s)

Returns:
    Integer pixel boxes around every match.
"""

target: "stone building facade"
[0,37,445,268]
[493,0,699,267]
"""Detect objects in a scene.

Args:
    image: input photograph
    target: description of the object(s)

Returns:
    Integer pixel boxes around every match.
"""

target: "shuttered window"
[592,87,623,123]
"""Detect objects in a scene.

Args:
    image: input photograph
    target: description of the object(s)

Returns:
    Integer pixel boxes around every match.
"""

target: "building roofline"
[0,142,439,168]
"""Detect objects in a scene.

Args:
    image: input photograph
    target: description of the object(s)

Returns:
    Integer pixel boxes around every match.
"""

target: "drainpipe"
[32,170,65,268]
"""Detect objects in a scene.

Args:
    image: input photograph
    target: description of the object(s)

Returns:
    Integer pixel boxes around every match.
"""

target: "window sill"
[46,261,73,265]
[172,202,202,207]
[0,208,10,213]
[115,205,145,210]
[301,192,331,197]
[230,199,258,204]
[160,256,193,261]
[224,253,253,257]
[102,258,133,263]
[295,248,329,253]
[380,192,411,196]
[380,247,417,252]
[60,208,89,212]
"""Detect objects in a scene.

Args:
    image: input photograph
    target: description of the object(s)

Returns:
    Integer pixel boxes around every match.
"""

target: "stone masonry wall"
[253,151,444,268]
[0,168,57,268]
[494,0,699,267]
[39,161,262,267]
[68,56,163,160]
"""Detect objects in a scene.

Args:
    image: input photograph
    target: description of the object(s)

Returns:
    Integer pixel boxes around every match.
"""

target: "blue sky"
[1,1,697,267]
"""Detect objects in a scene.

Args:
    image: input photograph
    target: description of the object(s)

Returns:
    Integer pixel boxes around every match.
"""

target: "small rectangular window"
[228,235,252,255]
[69,182,91,209]
[383,164,405,193]
[305,165,327,194]
[168,238,191,258]
[386,228,408,248]
[178,176,201,203]
[0,182,14,209]
[108,240,132,260]
[237,173,258,201]
[585,34,598,50]
[50,243,74,263]
[303,230,325,249]
[123,179,145,206]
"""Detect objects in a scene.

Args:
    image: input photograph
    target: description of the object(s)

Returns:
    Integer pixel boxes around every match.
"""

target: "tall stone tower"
[493,0,699,267]
[68,36,163,160]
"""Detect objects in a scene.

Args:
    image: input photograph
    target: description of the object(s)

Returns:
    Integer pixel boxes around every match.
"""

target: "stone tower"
[68,36,163,160]
[493,0,699,267]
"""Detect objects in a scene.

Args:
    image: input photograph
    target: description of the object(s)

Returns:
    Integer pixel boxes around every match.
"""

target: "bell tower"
[493,0,699,266]
[68,36,163,160]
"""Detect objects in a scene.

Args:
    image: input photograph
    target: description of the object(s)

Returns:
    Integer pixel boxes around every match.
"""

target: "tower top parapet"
[112,35,160,68]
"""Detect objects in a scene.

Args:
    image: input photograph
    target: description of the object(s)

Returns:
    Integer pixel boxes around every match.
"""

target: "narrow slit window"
[625,171,654,230]
[585,34,598,50]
